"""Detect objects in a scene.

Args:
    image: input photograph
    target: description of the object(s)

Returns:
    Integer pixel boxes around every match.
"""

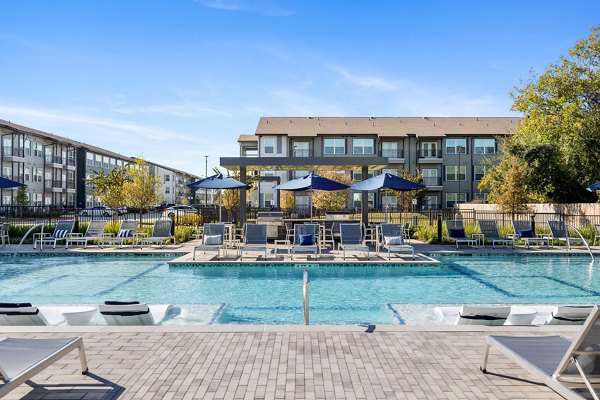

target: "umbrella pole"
[309,188,313,222]
[385,188,389,223]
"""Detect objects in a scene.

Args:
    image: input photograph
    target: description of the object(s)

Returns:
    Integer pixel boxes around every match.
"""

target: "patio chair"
[477,220,514,248]
[546,305,594,325]
[456,305,511,326]
[66,220,108,248]
[481,305,600,400]
[291,223,319,260]
[193,223,225,260]
[34,220,75,250]
[548,220,586,250]
[444,220,478,249]
[0,303,50,326]
[339,223,369,260]
[140,219,175,248]
[0,223,9,247]
[100,220,139,248]
[99,301,173,326]
[240,223,269,259]
[379,223,414,260]
[511,220,549,249]
[0,336,88,398]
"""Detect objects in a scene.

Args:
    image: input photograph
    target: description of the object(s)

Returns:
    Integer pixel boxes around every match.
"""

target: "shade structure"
[350,173,426,192]
[587,181,600,192]
[0,177,25,189]
[188,173,250,190]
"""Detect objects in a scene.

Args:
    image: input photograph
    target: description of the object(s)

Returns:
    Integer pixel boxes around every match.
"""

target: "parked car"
[79,206,115,217]
[153,203,176,212]
[119,206,147,214]
[162,205,195,218]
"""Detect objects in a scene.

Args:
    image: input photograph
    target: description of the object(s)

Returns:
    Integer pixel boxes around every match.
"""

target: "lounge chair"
[481,305,600,400]
[66,220,108,248]
[34,220,75,249]
[240,223,269,259]
[193,223,225,260]
[0,223,9,247]
[546,305,594,325]
[0,303,50,326]
[140,219,175,248]
[101,220,139,248]
[548,220,586,250]
[379,223,415,260]
[0,336,88,397]
[338,223,369,260]
[291,224,319,260]
[444,220,478,249]
[455,305,511,326]
[477,220,514,248]
[99,301,173,326]
[511,220,549,249]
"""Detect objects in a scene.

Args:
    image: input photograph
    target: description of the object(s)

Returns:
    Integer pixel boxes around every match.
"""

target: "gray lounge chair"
[291,224,319,260]
[477,220,514,248]
[66,220,108,248]
[456,305,511,326]
[101,220,139,248]
[512,220,549,249]
[339,223,369,260]
[140,219,175,248]
[481,305,600,400]
[0,303,49,326]
[546,305,594,325]
[379,223,415,260]
[548,220,586,250]
[240,223,269,259]
[34,220,75,249]
[444,220,478,249]
[193,223,225,260]
[0,336,88,397]
[99,301,173,326]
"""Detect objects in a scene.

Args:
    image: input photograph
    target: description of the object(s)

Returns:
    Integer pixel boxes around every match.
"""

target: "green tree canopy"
[86,166,130,210]
[124,158,161,212]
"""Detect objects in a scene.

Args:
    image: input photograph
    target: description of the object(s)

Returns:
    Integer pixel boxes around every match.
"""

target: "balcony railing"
[66,158,76,166]
[380,149,404,158]
[423,177,442,186]
[292,149,313,158]
[419,149,443,158]
[45,180,63,189]
[66,181,76,189]
[2,147,24,157]
[45,155,63,164]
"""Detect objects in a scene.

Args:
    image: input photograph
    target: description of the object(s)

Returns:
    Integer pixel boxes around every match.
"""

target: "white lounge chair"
[546,305,594,325]
[291,224,319,260]
[240,223,269,259]
[66,220,108,248]
[455,305,511,326]
[548,220,587,250]
[0,336,88,397]
[379,223,415,260]
[101,220,139,248]
[444,220,478,249]
[477,220,514,248]
[481,305,600,400]
[193,223,226,260]
[0,303,50,326]
[140,219,175,248]
[512,220,549,249]
[99,301,173,326]
[339,223,369,260]
[34,220,75,250]
[0,223,9,247]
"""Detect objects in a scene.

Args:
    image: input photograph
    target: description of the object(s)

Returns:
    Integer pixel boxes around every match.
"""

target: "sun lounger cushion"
[105,301,139,306]
[203,235,222,245]
[300,234,314,245]
[0,303,33,308]
[449,228,466,238]
[117,229,131,237]
[517,229,534,238]
[54,230,69,238]
[385,236,403,245]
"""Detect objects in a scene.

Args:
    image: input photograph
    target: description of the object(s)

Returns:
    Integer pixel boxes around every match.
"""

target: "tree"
[15,186,28,207]
[86,166,130,211]
[312,170,352,211]
[213,169,257,213]
[124,158,161,213]
[479,153,531,215]
[393,169,425,211]
[279,190,295,211]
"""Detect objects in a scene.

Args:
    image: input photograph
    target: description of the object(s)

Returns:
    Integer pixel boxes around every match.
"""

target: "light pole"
[204,155,208,205]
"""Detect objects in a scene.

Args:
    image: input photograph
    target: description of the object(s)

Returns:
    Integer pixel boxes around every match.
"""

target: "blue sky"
[1,0,598,175]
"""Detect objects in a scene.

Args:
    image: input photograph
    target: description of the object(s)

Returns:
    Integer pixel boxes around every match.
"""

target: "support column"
[361,165,369,226]
[239,166,247,227]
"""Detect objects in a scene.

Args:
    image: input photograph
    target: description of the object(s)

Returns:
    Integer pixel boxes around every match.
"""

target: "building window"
[263,138,275,154]
[446,193,467,208]
[33,142,43,157]
[24,140,31,156]
[110,158,116,167]
[264,193,274,207]
[352,138,374,155]
[116,160,123,167]
[165,187,170,194]
[422,169,439,186]
[445,166,466,181]
[352,192,374,209]
[292,142,310,157]
[103,156,109,169]
[352,170,373,182]
[445,138,467,154]
[2,195,11,205]
[33,168,43,182]
[474,165,487,181]
[381,194,397,206]
[423,195,438,209]
[324,139,345,155]
[420,142,439,158]
[87,153,94,166]
[293,170,310,179]
[474,139,496,155]
[67,193,75,206]
[2,137,12,156]
[382,168,398,176]
[474,192,489,203]
[2,166,11,179]
[381,142,399,158]
[165,175,171,182]
[95,155,102,167]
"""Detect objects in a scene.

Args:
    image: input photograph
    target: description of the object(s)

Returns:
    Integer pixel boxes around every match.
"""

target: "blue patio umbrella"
[587,181,600,192]
[273,173,350,220]
[0,177,25,206]
[187,173,250,222]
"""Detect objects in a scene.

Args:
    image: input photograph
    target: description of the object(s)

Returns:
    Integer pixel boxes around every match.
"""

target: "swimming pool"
[0,255,598,324]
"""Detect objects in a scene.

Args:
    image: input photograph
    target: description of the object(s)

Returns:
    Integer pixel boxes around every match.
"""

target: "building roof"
[238,134,258,143]
[254,117,521,137]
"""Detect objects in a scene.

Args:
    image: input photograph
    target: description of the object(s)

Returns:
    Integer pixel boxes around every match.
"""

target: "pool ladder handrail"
[13,223,45,258]
[303,269,309,325]
[566,223,594,261]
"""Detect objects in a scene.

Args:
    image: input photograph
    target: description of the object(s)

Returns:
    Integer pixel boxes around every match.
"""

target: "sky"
[1,0,598,176]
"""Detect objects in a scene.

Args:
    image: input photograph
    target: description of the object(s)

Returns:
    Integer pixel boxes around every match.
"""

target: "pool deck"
[0,324,586,400]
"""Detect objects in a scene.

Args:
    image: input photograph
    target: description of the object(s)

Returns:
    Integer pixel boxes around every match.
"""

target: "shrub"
[175,226,195,243]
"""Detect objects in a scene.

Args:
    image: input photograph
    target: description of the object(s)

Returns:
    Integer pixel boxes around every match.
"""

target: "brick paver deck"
[1,326,577,399]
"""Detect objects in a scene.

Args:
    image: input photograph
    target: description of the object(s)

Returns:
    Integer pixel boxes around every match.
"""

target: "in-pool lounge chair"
[379,223,415,260]
[477,220,514,248]
[0,336,88,398]
[34,220,75,250]
[455,305,511,326]
[140,219,175,248]
[339,223,369,260]
[512,220,549,249]
[66,220,108,248]
[546,305,594,325]
[240,223,269,259]
[548,220,587,250]
[193,223,225,260]
[99,301,173,326]
[444,220,478,249]
[291,224,319,260]
[481,305,600,400]
[101,220,139,248]
[0,303,50,326]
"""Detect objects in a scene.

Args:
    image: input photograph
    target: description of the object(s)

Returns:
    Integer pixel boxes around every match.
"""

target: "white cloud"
[328,64,398,92]
[111,102,233,118]
[197,0,294,17]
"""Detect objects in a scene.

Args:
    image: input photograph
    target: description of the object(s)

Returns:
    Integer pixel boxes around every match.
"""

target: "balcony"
[66,158,76,168]
[423,177,442,187]
[380,149,404,159]
[2,147,25,160]
[292,149,313,158]
[45,155,64,166]
[418,149,443,163]
[66,181,76,190]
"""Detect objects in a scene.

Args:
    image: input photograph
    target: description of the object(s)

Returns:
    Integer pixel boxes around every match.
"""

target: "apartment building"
[221,117,520,221]
[0,119,199,207]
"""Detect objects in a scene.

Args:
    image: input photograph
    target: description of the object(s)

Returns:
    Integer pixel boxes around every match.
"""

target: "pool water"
[0,255,598,324]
